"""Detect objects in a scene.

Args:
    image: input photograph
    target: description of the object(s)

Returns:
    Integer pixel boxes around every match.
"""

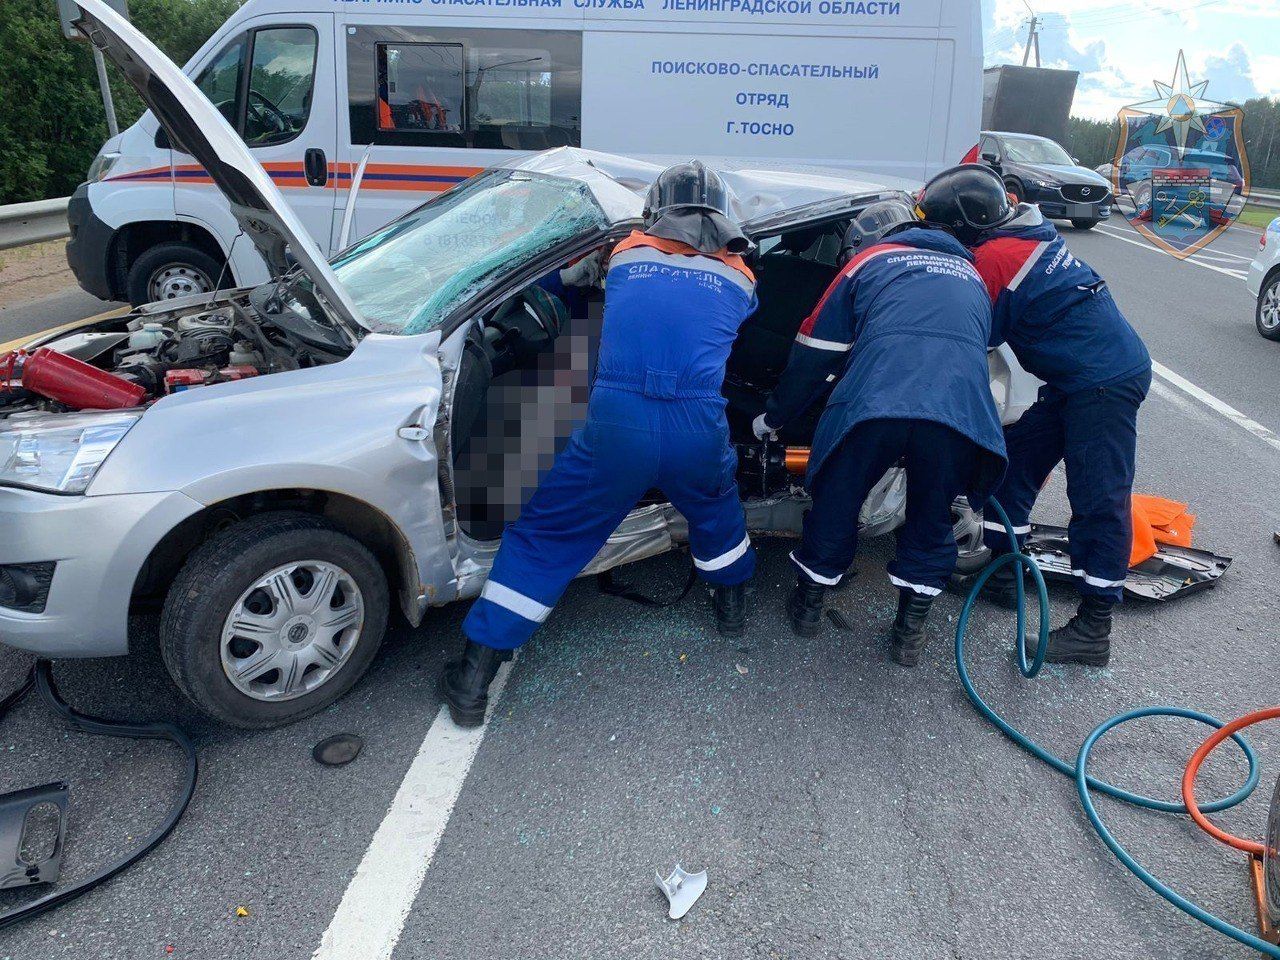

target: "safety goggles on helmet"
[839,199,918,263]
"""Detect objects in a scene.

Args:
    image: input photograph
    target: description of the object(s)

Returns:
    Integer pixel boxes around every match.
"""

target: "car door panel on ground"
[177,14,340,268]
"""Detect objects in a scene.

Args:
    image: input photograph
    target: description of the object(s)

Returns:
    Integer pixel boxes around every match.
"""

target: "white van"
[67,0,981,304]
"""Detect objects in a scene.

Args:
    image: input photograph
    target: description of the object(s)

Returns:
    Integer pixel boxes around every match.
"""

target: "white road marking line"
[313,658,515,960]
[1196,247,1256,264]
[1094,225,1247,279]
[1150,360,1280,453]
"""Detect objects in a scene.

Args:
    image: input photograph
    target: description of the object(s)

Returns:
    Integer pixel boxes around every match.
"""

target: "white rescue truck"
[66,0,982,303]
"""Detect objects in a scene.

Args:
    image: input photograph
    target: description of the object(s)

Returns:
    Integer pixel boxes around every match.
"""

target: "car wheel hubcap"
[150,264,213,301]
[1263,286,1280,331]
[220,560,364,702]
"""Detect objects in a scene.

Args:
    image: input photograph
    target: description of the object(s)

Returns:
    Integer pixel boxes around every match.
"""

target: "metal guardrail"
[0,197,71,252]
[1251,189,1280,211]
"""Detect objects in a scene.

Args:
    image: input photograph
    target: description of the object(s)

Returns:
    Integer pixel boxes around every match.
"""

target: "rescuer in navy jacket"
[755,201,1007,667]
[917,164,1152,668]
[439,162,759,727]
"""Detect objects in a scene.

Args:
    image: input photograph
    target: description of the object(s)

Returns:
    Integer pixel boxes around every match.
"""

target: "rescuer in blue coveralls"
[916,164,1152,667]
[439,161,759,726]
[754,200,1008,666]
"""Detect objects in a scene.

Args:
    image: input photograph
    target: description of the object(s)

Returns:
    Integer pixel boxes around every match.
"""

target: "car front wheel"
[1072,219,1099,230]
[1258,275,1280,342]
[160,512,389,728]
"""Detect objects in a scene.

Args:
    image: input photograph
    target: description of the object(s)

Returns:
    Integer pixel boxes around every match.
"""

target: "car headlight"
[1033,179,1058,189]
[86,152,122,183]
[0,411,141,494]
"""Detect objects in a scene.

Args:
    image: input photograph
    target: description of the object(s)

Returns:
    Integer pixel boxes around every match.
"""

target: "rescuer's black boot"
[979,566,1021,609]
[712,583,747,637]
[889,589,934,667]
[787,578,826,637]
[1030,595,1113,666]
[439,640,510,727]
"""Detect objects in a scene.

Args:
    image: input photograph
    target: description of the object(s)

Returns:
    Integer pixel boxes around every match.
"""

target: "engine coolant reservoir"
[128,322,167,352]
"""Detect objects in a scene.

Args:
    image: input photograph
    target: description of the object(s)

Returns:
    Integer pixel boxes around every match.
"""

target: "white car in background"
[1249,214,1280,341]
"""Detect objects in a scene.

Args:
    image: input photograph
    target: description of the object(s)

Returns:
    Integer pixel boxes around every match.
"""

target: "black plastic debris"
[0,782,68,889]
[313,734,364,767]
[1023,523,1231,601]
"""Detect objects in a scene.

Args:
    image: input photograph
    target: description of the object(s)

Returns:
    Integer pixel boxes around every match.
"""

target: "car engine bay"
[0,290,352,419]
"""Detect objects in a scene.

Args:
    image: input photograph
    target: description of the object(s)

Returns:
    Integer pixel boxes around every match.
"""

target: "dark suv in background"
[977,130,1114,230]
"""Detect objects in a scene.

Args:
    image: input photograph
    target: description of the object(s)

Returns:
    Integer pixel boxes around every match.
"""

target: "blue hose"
[957,499,1274,955]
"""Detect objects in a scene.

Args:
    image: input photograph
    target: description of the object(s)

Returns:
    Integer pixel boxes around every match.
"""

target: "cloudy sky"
[980,0,1280,119]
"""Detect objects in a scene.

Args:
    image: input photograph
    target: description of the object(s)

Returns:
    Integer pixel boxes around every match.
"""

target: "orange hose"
[1181,705,1280,857]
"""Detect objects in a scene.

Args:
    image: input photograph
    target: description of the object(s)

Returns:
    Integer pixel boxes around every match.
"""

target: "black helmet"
[916,164,1015,245]
[839,199,917,263]
[644,160,733,224]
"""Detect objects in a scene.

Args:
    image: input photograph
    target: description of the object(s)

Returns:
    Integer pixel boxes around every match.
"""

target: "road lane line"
[312,658,515,960]
[1094,225,1247,279]
[1151,359,1280,453]
[0,306,128,353]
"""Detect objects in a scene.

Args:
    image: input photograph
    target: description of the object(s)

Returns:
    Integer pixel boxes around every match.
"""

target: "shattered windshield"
[331,171,608,334]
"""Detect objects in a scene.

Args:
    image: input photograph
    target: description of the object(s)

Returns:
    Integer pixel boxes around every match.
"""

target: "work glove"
[559,249,604,289]
[752,414,778,441]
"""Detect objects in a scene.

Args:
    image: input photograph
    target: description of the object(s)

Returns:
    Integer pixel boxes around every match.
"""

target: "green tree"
[0,0,241,204]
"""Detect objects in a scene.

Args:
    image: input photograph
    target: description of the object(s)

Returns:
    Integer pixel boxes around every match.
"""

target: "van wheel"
[126,242,224,306]
[160,512,389,728]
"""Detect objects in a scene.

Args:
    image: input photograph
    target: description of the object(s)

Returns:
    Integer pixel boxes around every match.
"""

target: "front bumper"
[65,184,117,302]
[1033,195,1112,221]
[0,486,202,657]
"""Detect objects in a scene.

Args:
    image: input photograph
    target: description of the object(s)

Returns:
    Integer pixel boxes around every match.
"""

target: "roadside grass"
[0,238,68,274]
[1238,204,1279,230]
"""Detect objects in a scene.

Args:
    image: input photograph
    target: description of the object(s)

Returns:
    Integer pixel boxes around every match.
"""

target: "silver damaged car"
[0,0,1039,726]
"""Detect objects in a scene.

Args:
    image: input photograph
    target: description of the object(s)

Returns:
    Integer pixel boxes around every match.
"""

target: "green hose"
[956,499,1273,954]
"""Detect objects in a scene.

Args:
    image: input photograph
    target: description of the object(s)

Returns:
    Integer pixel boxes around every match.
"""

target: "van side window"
[348,26,582,150]
[376,43,465,142]
[244,27,318,147]
[196,35,247,128]
[194,27,317,148]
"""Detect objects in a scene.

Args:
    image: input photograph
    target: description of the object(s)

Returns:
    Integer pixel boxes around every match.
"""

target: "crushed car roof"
[501,148,919,225]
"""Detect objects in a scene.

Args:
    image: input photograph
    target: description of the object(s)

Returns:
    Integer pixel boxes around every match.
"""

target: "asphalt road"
[0,217,1278,960]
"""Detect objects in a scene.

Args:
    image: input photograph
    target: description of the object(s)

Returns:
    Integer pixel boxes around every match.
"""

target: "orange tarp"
[1130,494,1196,566]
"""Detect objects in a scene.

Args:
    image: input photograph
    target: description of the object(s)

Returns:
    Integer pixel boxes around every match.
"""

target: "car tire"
[1257,274,1280,342]
[159,512,389,728]
[126,242,225,307]
[1004,179,1025,205]
[1071,219,1099,230]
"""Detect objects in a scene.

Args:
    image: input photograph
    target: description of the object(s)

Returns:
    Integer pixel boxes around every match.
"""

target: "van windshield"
[330,171,608,334]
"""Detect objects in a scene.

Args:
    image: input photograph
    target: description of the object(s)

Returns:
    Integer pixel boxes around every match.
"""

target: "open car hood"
[70,0,365,333]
